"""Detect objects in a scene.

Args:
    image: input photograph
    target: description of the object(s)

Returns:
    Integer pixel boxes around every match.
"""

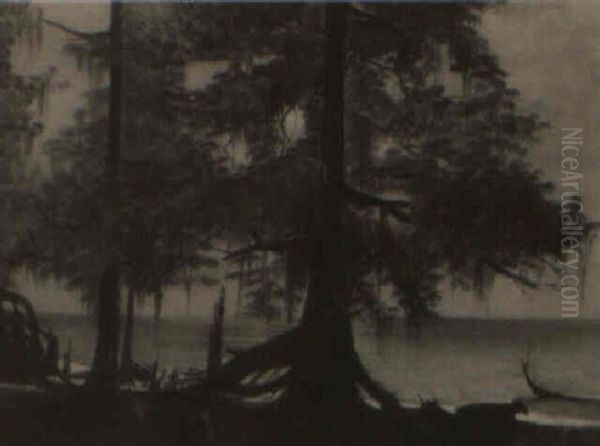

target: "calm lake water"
[39,314,600,409]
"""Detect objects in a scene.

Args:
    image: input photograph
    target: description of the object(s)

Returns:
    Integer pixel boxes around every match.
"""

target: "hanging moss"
[35,18,43,51]
[36,81,48,115]
[153,288,163,323]
[20,131,34,156]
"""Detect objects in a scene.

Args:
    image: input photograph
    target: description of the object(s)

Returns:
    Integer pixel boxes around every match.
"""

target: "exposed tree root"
[204,323,400,414]
[229,370,292,397]
[352,350,400,411]
[208,327,300,390]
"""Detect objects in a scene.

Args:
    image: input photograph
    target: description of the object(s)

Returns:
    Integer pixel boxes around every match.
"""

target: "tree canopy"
[0,4,49,288]
[6,2,562,401]
[172,2,560,324]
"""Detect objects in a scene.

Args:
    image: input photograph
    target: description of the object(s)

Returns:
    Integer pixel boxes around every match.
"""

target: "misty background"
[8,0,600,319]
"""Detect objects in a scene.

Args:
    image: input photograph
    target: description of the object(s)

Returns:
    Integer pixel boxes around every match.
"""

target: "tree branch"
[229,371,292,397]
[350,4,406,36]
[353,350,400,411]
[353,110,388,133]
[42,19,109,41]
[224,236,307,261]
[206,327,299,389]
[344,185,411,223]
[229,153,320,181]
[484,261,538,289]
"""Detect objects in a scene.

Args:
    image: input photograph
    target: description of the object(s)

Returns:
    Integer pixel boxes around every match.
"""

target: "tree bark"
[207,3,399,413]
[88,0,122,391]
[283,2,359,409]
[89,262,121,390]
[302,2,347,324]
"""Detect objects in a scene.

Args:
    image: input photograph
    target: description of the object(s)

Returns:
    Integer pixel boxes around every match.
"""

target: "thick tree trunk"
[207,3,398,414]
[120,286,135,381]
[88,0,122,391]
[89,263,121,390]
[282,2,360,409]
[301,2,347,325]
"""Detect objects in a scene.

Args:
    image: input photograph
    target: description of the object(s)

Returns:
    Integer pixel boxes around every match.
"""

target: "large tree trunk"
[302,2,347,324]
[282,2,358,409]
[206,3,398,415]
[89,263,121,390]
[88,0,122,391]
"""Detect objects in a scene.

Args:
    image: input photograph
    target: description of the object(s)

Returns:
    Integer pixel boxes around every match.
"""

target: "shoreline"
[4,384,600,446]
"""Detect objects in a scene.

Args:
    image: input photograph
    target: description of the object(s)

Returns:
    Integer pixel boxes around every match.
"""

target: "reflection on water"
[356,318,600,407]
[40,314,600,411]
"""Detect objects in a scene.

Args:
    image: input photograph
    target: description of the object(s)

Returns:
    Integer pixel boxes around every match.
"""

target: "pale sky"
[8,1,600,319]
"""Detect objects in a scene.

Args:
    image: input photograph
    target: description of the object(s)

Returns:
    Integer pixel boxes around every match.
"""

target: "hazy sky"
[9,1,600,319]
